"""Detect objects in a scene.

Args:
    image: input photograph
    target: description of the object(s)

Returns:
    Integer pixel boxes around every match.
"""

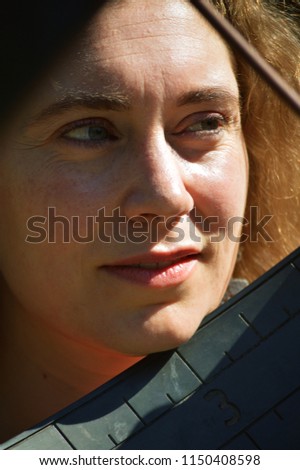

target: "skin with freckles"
[0,0,248,441]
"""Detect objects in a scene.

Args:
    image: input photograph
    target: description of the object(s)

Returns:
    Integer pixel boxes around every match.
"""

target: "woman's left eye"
[174,113,231,139]
[185,115,227,135]
[188,116,223,132]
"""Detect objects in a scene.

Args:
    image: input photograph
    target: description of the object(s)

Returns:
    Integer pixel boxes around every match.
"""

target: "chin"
[117,304,210,356]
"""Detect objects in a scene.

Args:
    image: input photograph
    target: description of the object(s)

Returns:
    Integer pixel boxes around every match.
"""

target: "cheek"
[7,163,123,243]
[189,145,249,225]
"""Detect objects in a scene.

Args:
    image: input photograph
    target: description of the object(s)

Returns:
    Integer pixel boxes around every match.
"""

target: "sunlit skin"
[0,0,248,440]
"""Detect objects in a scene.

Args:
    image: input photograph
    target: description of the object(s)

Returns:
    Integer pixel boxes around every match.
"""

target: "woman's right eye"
[60,119,118,147]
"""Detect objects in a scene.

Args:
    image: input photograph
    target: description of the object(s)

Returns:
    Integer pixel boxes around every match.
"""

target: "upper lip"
[105,248,201,266]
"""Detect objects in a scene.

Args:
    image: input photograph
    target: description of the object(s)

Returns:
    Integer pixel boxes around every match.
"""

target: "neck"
[0,296,143,443]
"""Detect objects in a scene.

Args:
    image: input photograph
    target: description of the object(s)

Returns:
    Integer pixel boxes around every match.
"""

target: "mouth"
[101,250,201,288]
[130,260,181,269]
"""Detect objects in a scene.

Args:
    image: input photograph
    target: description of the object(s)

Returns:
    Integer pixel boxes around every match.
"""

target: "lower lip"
[103,256,199,288]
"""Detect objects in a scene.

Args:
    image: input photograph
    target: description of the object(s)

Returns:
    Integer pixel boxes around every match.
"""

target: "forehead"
[88,0,218,57]
[29,0,239,111]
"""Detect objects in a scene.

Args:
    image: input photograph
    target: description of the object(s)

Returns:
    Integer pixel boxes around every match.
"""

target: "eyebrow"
[27,92,131,126]
[27,87,240,127]
[177,88,240,108]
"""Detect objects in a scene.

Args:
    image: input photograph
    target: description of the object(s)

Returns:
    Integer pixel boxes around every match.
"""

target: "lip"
[101,249,201,288]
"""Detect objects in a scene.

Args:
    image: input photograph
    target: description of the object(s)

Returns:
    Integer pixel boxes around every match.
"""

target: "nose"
[122,131,194,219]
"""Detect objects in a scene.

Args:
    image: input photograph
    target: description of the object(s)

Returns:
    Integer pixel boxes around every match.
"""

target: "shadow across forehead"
[47,1,236,87]
[21,0,240,129]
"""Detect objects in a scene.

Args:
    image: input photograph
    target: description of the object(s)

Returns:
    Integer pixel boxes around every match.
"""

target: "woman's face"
[0,0,248,355]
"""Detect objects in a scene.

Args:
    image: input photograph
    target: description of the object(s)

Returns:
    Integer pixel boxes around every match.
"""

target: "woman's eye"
[60,120,117,146]
[186,115,225,134]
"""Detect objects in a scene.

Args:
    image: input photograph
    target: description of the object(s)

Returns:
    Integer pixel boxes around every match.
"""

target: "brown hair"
[210,0,300,281]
